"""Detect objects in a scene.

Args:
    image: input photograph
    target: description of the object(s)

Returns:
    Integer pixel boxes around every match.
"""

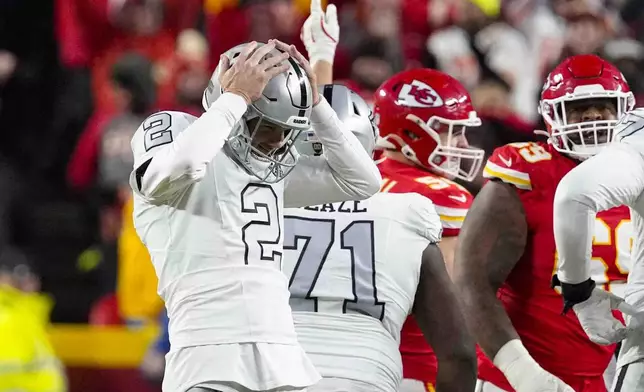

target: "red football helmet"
[540,54,635,159]
[373,68,483,181]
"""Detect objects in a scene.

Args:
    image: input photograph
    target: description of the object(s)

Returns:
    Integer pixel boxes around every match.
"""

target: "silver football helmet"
[202,42,313,183]
[296,84,378,156]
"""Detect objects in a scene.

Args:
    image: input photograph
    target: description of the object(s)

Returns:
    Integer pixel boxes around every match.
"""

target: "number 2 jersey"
[377,157,473,386]
[479,141,632,390]
[283,193,443,392]
[128,93,381,391]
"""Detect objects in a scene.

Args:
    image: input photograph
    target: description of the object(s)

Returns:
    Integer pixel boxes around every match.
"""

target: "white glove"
[300,0,339,66]
[494,340,574,392]
[572,287,640,345]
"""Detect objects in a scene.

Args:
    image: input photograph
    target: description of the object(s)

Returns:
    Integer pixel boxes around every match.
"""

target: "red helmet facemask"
[373,69,483,182]
[539,54,635,160]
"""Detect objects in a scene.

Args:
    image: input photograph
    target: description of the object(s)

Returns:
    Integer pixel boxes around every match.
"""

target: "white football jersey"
[129,93,381,391]
[283,192,442,392]
[553,109,644,369]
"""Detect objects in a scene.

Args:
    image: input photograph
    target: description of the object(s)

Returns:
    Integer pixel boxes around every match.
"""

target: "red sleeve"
[56,0,90,67]
[67,112,110,190]
[55,0,112,67]
[483,142,542,192]
[408,176,473,237]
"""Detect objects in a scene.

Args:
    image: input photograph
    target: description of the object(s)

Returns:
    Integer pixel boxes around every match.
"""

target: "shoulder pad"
[410,175,472,236]
[131,111,197,168]
[405,193,443,243]
[483,142,553,190]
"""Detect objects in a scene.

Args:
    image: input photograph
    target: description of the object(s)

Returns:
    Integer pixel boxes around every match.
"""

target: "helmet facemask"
[400,112,484,182]
[540,88,634,160]
[226,105,305,183]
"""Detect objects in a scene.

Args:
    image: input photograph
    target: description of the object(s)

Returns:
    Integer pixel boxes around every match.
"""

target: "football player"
[284,83,476,392]
[129,40,381,392]
[454,54,635,392]
[553,107,644,392]
[373,68,485,391]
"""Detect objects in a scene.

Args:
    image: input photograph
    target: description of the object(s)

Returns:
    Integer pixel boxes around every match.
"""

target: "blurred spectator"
[0,248,67,392]
[205,0,308,69]
[65,54,157,317]
[335,0,404,100]
[68,53,156,194]
[401,0,457,67]
[560,8,611,58]
[604,37,644,100]
[505,0,565,81]
[427,0,537,122]
[620,0,644,41]
[49,0,200,180]
[156,29,211,115]
[350,37,400,103]
[460,113,541,194]
[140,310,170,384]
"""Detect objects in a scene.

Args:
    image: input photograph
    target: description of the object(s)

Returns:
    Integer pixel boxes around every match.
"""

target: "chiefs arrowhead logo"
[397,80,444,108]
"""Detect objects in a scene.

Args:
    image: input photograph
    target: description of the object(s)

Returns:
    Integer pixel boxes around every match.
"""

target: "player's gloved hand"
[573,288,640,345]
[300,0,339,67]
[554,276,636,345]
[269,39,320,104]
[494,340,575,392]
[219,41,290,104]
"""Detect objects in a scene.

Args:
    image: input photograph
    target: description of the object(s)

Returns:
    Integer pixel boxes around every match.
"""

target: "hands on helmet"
[300,0,339,67]
[218,41,290,104]
[270,39,320,105]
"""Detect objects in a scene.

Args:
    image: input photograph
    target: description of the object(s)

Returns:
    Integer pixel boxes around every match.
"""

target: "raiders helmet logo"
[397,80,444,108]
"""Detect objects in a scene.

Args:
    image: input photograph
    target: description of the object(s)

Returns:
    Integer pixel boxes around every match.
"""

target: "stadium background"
[1,0,644,390]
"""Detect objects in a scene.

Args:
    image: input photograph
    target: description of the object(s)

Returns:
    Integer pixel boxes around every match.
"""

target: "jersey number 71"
[284,216,386,321]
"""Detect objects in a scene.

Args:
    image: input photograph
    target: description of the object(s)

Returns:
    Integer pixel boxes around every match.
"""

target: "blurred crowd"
[2,0,644,386]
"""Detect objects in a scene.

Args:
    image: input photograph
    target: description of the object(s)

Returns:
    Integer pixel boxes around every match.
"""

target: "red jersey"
[378,157,473,385]
[479,142,632,391]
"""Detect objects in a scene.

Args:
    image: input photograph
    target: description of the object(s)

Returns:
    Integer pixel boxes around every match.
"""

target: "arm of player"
[454,180,525,359]
[130,93,248,201]
[414,244,477,392]
[454,180,574,391]
[553,143,644,345]
[301,0,338,85]
[283,97,382,208]
[554,143,644,285]
[437,236,457,277]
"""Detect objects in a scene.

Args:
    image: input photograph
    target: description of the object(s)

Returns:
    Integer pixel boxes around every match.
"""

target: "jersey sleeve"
[554,142,644,284]
[406,193,443,243]
[129,93,248,202]
[283,97,381,208]
[483,143,537,191]
[412,178,472,237]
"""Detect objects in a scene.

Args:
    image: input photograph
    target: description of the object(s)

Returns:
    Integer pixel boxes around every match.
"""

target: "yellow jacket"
[0,285,66,392]
[117,197,164,322]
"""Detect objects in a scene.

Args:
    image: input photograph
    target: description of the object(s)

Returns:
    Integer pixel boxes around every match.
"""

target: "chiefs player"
[374,68,485,391]
[454,54,634,392]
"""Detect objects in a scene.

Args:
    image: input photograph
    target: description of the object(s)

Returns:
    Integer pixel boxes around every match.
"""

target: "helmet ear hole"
[353,102,360,116]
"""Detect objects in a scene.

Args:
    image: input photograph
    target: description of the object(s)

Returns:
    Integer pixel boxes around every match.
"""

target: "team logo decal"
[397,80,444,108]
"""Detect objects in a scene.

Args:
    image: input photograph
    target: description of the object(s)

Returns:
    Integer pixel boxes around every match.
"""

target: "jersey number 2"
[143,112,173,152]
[241,184,282,266]
[284,216,386,321]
